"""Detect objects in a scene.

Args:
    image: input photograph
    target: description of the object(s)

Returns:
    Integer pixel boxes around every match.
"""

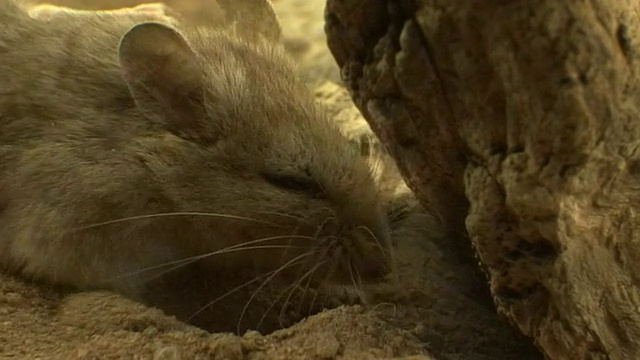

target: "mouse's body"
[0,0,392,300]
[26,2,183,26]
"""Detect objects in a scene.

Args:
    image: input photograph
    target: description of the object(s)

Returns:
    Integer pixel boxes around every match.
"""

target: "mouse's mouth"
[213,212,394,290]
[296,228,394,288]
[341,231,393,284]
[254,230,392,292]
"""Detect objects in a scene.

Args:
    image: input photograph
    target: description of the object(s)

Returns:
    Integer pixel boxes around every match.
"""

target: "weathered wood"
[325,1,640,358]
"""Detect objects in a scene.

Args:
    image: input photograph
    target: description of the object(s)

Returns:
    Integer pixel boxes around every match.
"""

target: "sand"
[0,1,544,359]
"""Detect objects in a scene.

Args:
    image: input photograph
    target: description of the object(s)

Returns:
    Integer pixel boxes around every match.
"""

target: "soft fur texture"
[0,1,391,301]
[26,2,182,25]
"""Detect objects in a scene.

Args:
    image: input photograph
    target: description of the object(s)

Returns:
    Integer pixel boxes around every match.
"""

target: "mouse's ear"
[118,22,217,143]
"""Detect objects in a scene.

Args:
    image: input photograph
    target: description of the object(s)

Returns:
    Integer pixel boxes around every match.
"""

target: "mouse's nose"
[348,225,393,282]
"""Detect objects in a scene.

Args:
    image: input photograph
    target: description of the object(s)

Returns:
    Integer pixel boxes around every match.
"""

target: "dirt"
[0,1,545,359]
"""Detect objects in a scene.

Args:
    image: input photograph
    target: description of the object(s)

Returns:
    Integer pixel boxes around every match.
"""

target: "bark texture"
[325,1,640,359]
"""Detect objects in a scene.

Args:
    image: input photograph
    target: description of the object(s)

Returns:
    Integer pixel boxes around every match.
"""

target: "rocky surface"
[325,0,640,359]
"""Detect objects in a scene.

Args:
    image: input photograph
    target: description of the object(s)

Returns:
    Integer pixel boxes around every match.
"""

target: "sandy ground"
[1,1,545,359]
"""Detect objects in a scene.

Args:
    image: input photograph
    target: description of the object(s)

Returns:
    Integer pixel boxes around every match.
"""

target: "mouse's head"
[117,22,393,285]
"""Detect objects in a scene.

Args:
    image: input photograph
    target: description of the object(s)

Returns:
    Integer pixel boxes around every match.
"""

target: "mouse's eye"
[263,173,324,198]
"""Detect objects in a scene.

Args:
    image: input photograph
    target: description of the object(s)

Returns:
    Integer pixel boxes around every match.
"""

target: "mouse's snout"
[343,222,394,282]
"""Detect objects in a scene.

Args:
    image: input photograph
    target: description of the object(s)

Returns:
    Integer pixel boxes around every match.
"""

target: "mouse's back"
[0,1,150,117]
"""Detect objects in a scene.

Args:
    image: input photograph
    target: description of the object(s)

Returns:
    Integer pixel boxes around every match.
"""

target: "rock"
[325,0,640,359]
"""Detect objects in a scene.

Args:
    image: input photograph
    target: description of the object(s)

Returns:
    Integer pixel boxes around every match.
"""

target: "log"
[325,0,640,359]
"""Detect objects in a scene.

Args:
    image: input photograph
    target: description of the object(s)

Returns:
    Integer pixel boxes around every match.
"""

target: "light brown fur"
[27,2,182,25]
[0,1,392,300]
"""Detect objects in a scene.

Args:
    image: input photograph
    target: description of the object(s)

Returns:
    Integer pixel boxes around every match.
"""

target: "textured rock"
[325,1,640,359]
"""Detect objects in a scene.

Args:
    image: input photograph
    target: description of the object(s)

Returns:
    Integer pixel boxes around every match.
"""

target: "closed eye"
[263,173,325,198]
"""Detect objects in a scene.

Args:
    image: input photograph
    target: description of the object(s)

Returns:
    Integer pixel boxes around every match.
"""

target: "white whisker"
[236,250,317,334]
[99,235,314,283]
[71,211,281,232]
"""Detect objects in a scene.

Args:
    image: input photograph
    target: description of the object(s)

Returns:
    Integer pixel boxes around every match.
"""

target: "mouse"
[0,0,394,303]
[26,2,183,26]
